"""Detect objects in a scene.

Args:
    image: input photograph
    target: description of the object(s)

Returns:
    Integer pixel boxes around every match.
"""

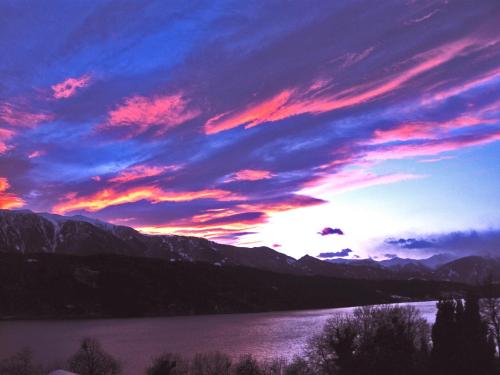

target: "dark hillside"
[0,253,481,320]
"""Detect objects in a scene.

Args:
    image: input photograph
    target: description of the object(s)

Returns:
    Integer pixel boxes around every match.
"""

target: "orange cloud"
[53,186,244,214]
[136,195,325,239]
[0,178,24,209]
[0,102,52,128]
[225,169,274,182]
[109,164,179,184]
[205,38,481,134]
[104,93,199,136]
[52,75,91,99]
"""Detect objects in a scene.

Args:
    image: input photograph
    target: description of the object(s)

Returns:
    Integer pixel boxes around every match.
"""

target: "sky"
[0,0,499,260]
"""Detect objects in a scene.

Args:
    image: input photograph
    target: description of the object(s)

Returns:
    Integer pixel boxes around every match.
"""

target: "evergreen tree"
[461,295,495,375]
[431,297,497,375]
[431,299,458,374]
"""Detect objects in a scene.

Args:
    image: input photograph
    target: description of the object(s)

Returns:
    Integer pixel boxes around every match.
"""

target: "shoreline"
[0,298,439,322]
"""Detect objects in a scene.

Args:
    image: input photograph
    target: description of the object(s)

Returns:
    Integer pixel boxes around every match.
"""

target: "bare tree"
[260,357,287,375]
[481,275,500,356]
[147,353,188,375]
[284,357,314,375]
[67,338,121,375]
[234,355,262,375]
[190,352,231,375]
[0,349,43,375]
[306,305,430,375]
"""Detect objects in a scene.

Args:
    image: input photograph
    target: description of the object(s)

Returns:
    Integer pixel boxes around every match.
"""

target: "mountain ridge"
[0,209,497,284]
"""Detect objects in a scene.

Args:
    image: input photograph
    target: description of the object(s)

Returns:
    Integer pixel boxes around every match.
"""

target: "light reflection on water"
[0,301,436,375]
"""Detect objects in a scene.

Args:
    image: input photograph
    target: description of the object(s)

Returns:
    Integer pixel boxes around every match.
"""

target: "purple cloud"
[318,227,344,236]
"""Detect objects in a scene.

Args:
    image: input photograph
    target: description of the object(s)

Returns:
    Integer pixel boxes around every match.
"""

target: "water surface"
[0,301,436,374]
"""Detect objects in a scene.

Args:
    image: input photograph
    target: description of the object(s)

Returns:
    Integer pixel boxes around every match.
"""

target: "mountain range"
[0,209,498,285]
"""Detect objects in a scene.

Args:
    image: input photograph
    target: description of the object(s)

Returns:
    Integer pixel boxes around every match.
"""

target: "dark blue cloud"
[385,238,435,249]
[317,248,353,258]
[384,230,500,257]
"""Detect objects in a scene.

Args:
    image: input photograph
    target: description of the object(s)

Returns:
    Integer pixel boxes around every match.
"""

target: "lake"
[0,301,437,374]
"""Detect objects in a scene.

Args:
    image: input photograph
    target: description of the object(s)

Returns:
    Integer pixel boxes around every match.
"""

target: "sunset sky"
[1,1,499,259]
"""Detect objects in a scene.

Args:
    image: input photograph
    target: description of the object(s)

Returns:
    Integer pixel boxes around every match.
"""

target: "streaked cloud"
[0,102,52,127]
[205,38,487,134]
[53,186,244,214]
[109,164,179,184]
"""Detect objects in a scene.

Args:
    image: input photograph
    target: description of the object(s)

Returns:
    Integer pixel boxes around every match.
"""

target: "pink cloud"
[52,75,92,99]
[0,128,15,154]
[109,164,179,184]
[28,150,45,159]
[423,67,500,105]
[369,116,497,144]
[205,90,293,134]
[104,93,200,136]
[364,131,500,161]
[0,102,52,128]
[225,169,275,182]
[303,169,425,195]
[419,155,455,163]
[370,123,437,144]
[205,38,481,134]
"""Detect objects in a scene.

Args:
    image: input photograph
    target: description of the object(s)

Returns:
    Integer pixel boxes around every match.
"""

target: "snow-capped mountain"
[0,209,296,274]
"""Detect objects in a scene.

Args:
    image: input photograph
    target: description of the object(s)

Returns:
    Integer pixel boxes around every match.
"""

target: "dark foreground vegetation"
[0,253,482,319]
[2,295,500,375]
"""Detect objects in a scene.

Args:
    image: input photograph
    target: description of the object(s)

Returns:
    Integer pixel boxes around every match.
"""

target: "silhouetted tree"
[147,353,188,375]
[431,297,497,375]
[67,337,121,375]
[462,295,496,375]
[431,299,459,374]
